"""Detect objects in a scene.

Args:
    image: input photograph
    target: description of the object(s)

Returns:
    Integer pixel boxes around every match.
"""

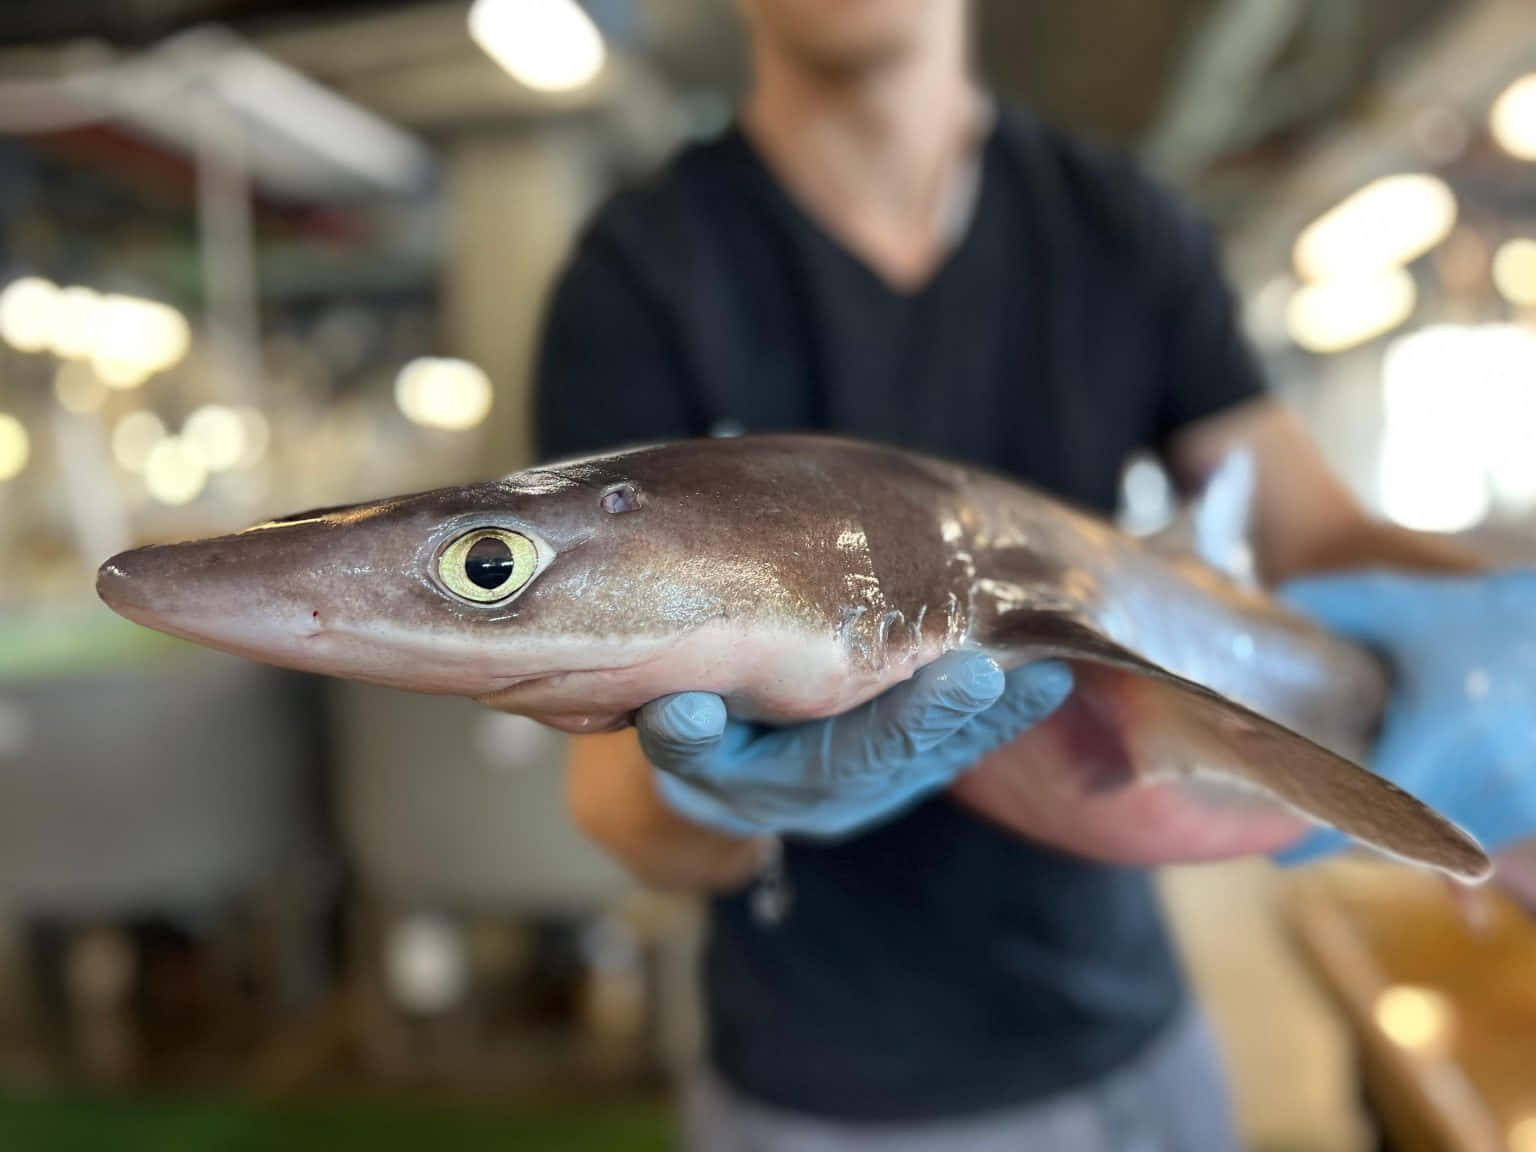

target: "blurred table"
[1283,859,1536,1152]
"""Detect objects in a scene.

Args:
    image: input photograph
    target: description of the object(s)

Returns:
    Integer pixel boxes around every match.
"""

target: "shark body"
[96,434,1490,881]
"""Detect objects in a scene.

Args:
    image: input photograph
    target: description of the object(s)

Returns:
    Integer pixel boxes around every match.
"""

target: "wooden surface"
[1284,859,1536,1152]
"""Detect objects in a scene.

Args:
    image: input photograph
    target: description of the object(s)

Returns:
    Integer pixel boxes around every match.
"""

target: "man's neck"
[743,29,984,291]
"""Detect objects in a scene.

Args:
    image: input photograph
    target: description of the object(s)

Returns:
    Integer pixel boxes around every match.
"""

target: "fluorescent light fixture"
[1493,237,1536,306]
[1286,268,1416,354]
[469,0,606,94]
[1293,174,1457,281]
[395,357,494,430]
[1491,73,1536,161]
[0,413,30,482]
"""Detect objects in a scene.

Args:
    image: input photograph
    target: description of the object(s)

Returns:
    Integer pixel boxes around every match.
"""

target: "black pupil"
[464,536,514,590]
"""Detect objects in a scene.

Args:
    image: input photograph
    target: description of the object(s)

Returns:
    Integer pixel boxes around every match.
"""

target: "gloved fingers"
[847,651,1008,774]
[636,692,731,774]
[1270,825,1348,868]
[968,660,1075,746]
[1278,571,1425,644]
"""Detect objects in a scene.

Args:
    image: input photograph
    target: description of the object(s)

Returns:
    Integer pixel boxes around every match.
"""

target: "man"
[533,2,1533,1147]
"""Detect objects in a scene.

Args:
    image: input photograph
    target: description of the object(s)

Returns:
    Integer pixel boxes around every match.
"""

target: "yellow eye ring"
[437,528,539,604]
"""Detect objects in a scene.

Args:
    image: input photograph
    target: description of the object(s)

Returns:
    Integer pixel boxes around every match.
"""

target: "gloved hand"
[636,652,1074,839]
[1274,570,1536,866]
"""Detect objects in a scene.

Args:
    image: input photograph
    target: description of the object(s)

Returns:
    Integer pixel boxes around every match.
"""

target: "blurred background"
[0,1,1532,1149]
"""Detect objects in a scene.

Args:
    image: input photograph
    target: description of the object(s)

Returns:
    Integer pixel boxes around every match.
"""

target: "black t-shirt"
[533,108,1266,1122]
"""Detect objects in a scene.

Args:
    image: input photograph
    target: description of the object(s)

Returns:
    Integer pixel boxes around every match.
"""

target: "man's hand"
[1275,570,1536,866]
[636,652,1074,838]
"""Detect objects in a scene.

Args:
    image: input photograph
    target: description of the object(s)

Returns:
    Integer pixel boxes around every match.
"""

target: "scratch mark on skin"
[943,593,966,652]
[876,609,905,670]
[838,605,870,664]
[909,603,928,660]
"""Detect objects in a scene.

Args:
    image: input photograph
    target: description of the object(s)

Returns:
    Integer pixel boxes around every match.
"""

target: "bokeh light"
[386,915,468,1015]
[94,294,191,385]
[0,276,60,353]
[143,437,209,506]
[50,286,102,360]
[183,405,247,472]
[111,410,168,473]
[1493,237,1536,307]
[1293,174,1457,281]
[469,0,606,93]
[1373,984,1453,1053]
[1491,73,1536,161]
[53,360,108,415]
[0,413,31,482]
[395,357,494,430]
[235,406,271,468]
[1286,268,1416,353]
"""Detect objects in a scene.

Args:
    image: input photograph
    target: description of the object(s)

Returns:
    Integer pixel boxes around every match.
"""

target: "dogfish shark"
[96,434,1491,882]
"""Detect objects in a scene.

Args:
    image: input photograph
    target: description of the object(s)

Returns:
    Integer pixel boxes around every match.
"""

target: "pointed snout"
[96,544,180,629]
[96,529,332,657]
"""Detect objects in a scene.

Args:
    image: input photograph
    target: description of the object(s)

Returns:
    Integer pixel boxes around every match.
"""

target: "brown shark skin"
[96,434,1489,881]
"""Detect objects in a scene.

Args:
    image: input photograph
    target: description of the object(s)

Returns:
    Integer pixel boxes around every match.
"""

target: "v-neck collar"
[724,108,1003,303]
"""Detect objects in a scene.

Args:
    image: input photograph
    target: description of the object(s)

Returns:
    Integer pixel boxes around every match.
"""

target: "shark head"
[95,439,896,727]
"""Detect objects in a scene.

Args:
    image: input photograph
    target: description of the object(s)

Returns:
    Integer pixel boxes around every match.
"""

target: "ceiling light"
[469,0,606,94]
[93,294,190,385]
[234,406,270,468]
[0,413,30,482]
[1372,985,1452,1053]
[1493,237,1536,306]
[395,357,494,431]
[182,405,246,471]
[1286,268,1416,354]
[143,437,208,505]
[50,286,101,359]
[54,361,107,414]
[111,410,167,473]
[0,277,59,353]
[1293,174,1457,281]
[1491,73,1536,161]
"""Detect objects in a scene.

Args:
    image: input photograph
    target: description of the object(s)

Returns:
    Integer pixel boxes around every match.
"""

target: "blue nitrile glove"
[636,652,1074,839]
[1274,570,1536,866]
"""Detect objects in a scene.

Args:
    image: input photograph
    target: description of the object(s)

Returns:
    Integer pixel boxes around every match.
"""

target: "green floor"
[0,1091,673,1152]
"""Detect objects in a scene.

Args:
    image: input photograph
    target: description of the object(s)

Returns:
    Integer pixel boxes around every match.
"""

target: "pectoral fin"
[992,613,1491,883]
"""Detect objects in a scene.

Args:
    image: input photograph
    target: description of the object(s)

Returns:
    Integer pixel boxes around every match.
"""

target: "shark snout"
[97,538,326,650]
[97,545,179,629]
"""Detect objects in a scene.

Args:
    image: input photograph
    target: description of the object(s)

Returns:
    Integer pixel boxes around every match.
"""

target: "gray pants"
[681,1008,1237,1152]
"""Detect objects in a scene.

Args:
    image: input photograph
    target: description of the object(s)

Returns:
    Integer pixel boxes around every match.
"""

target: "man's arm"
[1165,398,1482,581]
[566,729,769,891]
[534,231,767,893]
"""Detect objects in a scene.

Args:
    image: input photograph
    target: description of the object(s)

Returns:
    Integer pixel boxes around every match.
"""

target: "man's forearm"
[1273,515,1483,582]
[566,729,769,893]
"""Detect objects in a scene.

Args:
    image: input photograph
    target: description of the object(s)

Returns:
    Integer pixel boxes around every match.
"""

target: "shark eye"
[438,528,538,604]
